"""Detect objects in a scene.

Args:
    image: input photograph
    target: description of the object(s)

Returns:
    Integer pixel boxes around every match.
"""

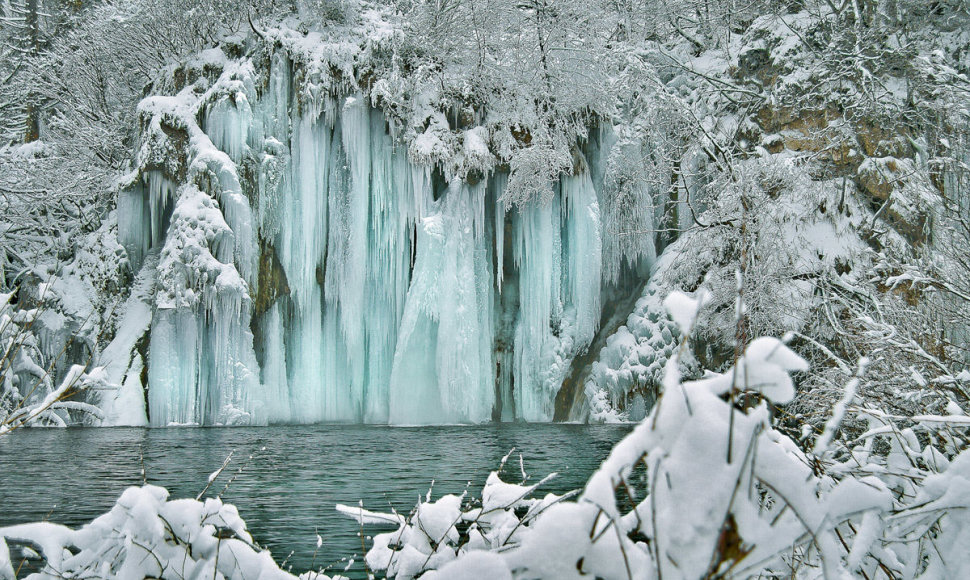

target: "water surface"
[0,424,630,577]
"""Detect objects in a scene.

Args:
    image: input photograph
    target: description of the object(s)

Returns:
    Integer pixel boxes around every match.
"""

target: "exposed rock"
[737,45,776,86]
[857,156,900,201]
[761,133,784,154]
[253,238,290,318]
[855,119,912,158]
[755,105,857,168]
[857,156,937,244]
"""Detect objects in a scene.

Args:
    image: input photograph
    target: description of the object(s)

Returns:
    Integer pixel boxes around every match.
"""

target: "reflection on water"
[0,424,630,577]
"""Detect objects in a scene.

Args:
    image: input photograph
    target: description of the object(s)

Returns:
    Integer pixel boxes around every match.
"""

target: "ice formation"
[115,45,659,426]
[584,282,682,423]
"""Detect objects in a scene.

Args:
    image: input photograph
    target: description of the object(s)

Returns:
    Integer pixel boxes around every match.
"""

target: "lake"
[0,424,631,577]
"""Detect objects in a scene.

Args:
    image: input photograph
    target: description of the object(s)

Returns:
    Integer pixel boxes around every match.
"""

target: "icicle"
[149,291,261,426]
[508,159,603,421]
[147,181,262,426]
[254,51,293,240]
[560,170,602,348]
[118,171,177,272]
[146,171,177,250]
[274,108,333,423]
[359,110,418,422]
[279,113,331,309]
[334,94,371,376]
[512,187,560,421]
[491,173,508,292]
[148,308,199,425]
[117,182,150,272]
[258,303,290,423]
[261,92,424,423]
[204,94,252,164]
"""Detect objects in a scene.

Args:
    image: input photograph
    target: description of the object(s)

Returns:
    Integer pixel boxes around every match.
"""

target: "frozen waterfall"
[117,50,657,425]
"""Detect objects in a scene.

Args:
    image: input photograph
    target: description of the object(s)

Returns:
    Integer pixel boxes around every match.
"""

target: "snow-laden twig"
[814,357,869,456]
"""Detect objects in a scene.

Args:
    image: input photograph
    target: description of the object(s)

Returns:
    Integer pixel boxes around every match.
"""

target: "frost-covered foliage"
[578,0,970,425]
[625,146,970,432]
[0,485,341,580]
[655,156,872,349]
[734,3,970,143]
[370,0,643,204]
[0,0,292,276]
[0,208,130,430]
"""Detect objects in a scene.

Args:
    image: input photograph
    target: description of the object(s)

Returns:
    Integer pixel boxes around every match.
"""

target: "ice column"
[265,92,422,422]
[389,180,495,423]
[148,184,261,426]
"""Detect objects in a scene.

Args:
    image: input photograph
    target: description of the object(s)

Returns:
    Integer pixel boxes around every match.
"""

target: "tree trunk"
[23,0,40,142]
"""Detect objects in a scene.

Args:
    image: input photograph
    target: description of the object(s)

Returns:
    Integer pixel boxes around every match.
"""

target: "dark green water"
[0,424,630,577]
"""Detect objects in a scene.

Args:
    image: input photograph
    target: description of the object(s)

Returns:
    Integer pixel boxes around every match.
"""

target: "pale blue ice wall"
[118,50,656,425]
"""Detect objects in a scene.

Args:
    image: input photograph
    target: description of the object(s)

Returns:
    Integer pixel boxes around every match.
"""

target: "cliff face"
[94,4,970,427]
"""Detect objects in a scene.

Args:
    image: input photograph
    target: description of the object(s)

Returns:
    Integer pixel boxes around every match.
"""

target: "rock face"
[732,13,941,248]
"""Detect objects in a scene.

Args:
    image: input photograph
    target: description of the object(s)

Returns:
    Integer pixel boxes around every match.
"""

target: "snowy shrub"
[336,452,575,579]
[0,485,342,580]
[652,156,871,352]
[635,151,966,435]
[503,138,574,207]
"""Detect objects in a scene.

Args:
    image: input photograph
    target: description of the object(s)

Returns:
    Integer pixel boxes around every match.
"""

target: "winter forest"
[2,0,970,577]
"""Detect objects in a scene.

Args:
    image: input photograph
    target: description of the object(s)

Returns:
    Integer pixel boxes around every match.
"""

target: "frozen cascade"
[271,111,333,422]
[512,169,603,421]
[389,181,495,423]
[139,91,262,425]
[120,48,656,425]
[258,303,290,423]
[513,192,560,421]
[562,171,603,350]
[265,91,424,423]
[117,171,177,272]
[147,184,261,426]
